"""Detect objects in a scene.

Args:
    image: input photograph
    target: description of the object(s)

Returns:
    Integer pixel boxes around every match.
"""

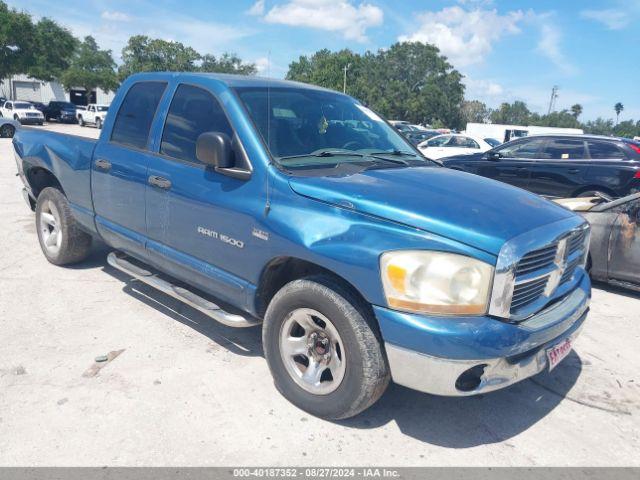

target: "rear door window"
[587,141,627,159]
[541,138,586,160]
[111,81,167,149]
[160,84,233,163]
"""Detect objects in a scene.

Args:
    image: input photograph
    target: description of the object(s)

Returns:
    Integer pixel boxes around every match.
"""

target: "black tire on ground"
[96,118,102,129]
[13,114,19,121]
[0,124,15,138]
[263,276,390,420]
[78,116,84,127]
[35,187,92,265]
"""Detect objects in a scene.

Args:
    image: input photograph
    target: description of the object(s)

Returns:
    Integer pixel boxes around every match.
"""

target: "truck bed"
[13,128,98,234]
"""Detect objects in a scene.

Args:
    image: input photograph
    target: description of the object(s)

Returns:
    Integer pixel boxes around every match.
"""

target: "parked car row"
[0,99,109,130]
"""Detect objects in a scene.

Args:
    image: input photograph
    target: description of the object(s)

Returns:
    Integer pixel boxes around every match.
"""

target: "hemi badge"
[252,228,269,241]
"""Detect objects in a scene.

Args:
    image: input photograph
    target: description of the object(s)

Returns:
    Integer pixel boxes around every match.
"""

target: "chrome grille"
[509,226,588,318]
[515,245,557,275]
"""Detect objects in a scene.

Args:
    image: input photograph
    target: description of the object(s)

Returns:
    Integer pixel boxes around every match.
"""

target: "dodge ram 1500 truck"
[13,73,591,419]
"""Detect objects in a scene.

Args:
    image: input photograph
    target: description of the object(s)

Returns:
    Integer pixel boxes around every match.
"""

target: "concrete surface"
[0,123,639,466]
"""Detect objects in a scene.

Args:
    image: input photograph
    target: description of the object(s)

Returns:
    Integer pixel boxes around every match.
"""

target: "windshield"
[57,102,75,109]
[235,87,421,168]
[484,138,501,147]
[15,102,33,109]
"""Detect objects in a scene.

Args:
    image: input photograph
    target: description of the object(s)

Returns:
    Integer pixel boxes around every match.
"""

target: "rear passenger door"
[92,81,168,258]
[528,137,589,197]
[144,82,257,307]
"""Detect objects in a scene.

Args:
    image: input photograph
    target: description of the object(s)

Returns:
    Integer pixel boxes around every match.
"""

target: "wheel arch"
[26,166,65,199]
[255,256,374,321]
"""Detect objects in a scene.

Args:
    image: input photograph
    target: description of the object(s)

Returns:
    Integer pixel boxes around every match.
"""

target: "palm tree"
[614,102,624,124]
[570,104,583,119]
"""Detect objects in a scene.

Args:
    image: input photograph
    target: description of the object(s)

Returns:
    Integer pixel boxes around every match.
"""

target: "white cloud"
[465,77,504,98]
[263,0,383,42]
[535,19,576,75]
[246,0,265,16]
[254,57,271,73]
[580,9,631,30]
[101,11,132,22]
[398,7,525,67]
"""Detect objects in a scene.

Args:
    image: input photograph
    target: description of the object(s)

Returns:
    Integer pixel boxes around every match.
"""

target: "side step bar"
[107,252,260,328]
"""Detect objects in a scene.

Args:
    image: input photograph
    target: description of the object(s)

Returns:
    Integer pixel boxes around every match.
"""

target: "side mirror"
[196,132,234,169]
[487,151,502,161]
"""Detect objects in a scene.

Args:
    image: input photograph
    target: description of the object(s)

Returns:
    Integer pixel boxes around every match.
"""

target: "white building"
[465,122,584,143]
[0,74,115,105]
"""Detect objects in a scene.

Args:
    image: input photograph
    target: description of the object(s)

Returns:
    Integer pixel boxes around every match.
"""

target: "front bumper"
[376,271,590,396]
[18,117,44,125]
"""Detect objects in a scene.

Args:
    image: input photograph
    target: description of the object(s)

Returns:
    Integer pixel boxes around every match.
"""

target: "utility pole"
[343,64,350,94]
[547,85,559,115]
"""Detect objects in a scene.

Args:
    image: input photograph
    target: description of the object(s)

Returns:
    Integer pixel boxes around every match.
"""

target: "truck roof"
[125,71,341,94]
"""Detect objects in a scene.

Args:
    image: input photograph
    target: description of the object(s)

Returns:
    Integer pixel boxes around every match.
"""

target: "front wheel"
[96,117,102,130]
[263,277,390,419]
[36,187,92,265]
[78,116,84,127]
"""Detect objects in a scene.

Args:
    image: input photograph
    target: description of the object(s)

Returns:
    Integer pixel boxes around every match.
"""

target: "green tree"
[286,42,465,129]
[0,1,34,81]
[119,35,201,80]
[460,100,491,124]
[583,117,614,136]
[570,103,583,119]
[614,102,624,125]
[489,101,531,125]
[199,53,256,75]
[60,36,118,96]
[28,18,77,82]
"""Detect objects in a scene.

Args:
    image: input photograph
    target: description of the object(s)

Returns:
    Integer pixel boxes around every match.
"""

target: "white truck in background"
[465,123,583,144]
[77,104,109,129]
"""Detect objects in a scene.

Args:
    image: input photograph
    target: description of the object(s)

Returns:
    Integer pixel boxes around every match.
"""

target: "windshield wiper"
[278,150,366,162]
[367,149,417,157]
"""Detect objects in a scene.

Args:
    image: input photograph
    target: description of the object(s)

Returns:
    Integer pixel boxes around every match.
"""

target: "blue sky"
[14,0,640,121]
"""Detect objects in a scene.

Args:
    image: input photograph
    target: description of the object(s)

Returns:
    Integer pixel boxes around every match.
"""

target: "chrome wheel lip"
[279,308,346,395]
[39,200,62,255]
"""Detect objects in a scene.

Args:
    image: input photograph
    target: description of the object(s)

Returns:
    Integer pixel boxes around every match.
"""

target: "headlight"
[380,251,494,315]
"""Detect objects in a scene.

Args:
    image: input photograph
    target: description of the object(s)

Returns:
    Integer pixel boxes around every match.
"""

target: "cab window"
[427,135,451,147]
[111,81,167,149]
[160,84,233,163]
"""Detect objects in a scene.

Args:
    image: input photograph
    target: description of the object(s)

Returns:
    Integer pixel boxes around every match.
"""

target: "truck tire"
[36,187,92,265]
[78,116,84,127]
[96,117,102,130]
[263,276,390,419]
[0,124,15,138]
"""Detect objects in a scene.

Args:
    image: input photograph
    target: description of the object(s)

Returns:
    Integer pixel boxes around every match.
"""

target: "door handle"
[568,168,580,174]
[148,175,172,190]
[94,159,111,171]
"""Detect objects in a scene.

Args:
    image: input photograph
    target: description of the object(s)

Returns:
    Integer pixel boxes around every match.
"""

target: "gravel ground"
[0,123,638,466]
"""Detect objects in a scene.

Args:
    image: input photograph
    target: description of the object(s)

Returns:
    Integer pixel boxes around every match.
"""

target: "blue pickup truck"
[13,73,591,419]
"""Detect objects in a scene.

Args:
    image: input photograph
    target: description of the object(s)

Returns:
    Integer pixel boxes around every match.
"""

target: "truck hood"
[288,166,576,255]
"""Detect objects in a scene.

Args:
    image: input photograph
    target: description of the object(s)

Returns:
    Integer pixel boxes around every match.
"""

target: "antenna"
[264,50,272,215]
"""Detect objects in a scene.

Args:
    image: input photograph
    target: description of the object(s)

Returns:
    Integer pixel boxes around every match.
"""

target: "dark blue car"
[442,134,640,198]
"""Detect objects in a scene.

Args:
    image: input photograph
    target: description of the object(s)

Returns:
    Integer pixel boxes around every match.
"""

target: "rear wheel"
[0,124,15,138]
[36,187,92,265]
[263,277,390,419]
